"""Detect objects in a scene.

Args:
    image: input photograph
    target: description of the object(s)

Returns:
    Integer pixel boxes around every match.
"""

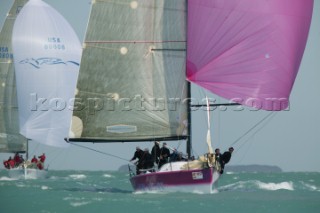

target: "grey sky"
[0,0,319,172]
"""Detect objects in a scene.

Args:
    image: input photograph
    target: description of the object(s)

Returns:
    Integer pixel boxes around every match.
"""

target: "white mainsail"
[70,0,188,142]
[0,0,28,153]
[12,0,82,147]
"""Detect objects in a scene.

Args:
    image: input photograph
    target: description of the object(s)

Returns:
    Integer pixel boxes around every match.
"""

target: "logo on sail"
[19,57,79,69]
[106,125,137,134]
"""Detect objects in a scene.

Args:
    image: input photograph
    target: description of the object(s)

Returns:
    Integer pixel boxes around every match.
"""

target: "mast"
[185,0,191,159]
[186,82,192,159]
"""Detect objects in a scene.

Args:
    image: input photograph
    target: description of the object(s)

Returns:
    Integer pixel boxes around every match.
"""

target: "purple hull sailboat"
[68,0,313,193]
[130,165,217,193]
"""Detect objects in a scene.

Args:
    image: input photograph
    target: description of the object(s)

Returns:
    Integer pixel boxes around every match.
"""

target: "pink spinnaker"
[187,0,314,110]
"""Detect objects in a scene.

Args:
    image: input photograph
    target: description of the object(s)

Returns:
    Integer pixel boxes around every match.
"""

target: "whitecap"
[41,185,50,190]
[103,174,113,178]
[133,190,167,195]
[219,181,247,191]
[257,181,294,191]
[226,171,235,175]
[16,183,27,188]
[64,197,86,201]
[301,181,318,191]
[211,188,219,194]
[49,176,60,180]
[70,201,91,207]
[0,176,15,181]
[92,197,103,202]
[191,190,205,194]
[63,197,73,201]
[69,174,86,180]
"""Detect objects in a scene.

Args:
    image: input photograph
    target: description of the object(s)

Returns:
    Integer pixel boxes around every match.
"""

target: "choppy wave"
[70,201,91,207]
[69,174,87,180]
[257,181,294,191]
[0,176,15,181]
[211,188,219,194]
[226,171,236,175]
[103,174,114,178]
[41,185,50,190]
[134,190,167,195]
[300,181,320,191]
[219,180,295,191]
[63,196,92,207]
[16,183,28,188]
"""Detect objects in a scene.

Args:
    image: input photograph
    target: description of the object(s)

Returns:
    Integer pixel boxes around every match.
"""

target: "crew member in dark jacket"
[141,148,154,172]
[130,147,144,174]
[159,143,170,169]
[215,148,222,162]
[151,141,160,165]
[220,147,234,174]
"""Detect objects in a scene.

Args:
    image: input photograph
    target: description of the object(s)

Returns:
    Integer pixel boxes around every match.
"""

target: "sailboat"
[67,0,313,193]
[0,0,81,179]
[0,0,37,179]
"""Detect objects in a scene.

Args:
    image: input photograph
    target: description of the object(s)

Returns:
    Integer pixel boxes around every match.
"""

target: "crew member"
[220,147,234,174]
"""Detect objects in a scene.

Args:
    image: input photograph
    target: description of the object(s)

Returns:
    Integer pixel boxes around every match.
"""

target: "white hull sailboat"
[1,0,82,178]
[3,139,49,180]
[8,167,48,180]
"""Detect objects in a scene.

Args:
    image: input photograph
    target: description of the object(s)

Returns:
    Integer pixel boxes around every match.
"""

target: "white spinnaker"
[12,0,82,147]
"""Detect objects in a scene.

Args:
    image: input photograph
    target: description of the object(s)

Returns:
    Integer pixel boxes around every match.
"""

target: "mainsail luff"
[0,0,27,153]
[71,0,188,142]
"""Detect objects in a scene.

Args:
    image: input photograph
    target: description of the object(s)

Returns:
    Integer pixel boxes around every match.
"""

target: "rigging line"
[46,146,68,166]
[189,88,209,156]
[237,112,277,152]
[70,142,132,163]
[236,112,277,163]
[236,135,255,163]
[29,141,40,159]
[229,112,276,147]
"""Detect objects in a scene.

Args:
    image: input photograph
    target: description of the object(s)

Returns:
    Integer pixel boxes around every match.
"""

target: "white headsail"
[12,0,82,147]
[206,97,213,154]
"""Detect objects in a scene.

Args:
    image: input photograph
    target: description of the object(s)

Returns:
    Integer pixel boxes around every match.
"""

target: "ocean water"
[0,170,319,213]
